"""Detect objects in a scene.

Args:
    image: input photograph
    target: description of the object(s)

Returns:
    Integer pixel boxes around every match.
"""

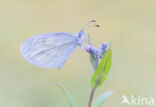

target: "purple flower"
[85,45,99,70]
[85,45,92,53]
[85,45,98,57]
[99,42,107,51]
[85,42,108,71]
[98,42,108,58]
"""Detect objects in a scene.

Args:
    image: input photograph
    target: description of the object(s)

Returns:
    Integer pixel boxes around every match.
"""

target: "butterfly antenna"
[82,20,100,30]
[82,20,96,29]
[87,24,100,28]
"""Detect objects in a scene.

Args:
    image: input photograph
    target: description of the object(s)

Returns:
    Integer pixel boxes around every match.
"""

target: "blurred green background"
[0,0,156,107]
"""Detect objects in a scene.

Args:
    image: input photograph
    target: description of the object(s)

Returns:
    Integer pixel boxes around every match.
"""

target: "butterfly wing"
[20,32,79,69]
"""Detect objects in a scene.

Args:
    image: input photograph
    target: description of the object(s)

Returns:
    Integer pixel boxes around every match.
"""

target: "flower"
[99,42,107,51]
[85,45,98,58]
[85,42,108,71]
[85,45,92,53]
[98,42,108,58]
[85,45,98,70]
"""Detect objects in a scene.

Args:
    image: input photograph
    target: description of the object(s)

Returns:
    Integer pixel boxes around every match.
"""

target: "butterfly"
[20,20,99,69]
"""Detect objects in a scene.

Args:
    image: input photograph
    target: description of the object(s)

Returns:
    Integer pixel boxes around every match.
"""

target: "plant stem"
[88,76,101,107]
[88,87,96,107]
[88,57,100,107]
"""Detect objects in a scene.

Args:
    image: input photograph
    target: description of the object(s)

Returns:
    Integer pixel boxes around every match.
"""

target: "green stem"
[88,87,96,107]
[88,78,100,107]
[88,56,99,107]
[88,70,103,107]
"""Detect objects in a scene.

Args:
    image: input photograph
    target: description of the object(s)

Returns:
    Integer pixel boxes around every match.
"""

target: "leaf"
[92,91,114,107]
[90,49,112,88]
[57,83,75,107]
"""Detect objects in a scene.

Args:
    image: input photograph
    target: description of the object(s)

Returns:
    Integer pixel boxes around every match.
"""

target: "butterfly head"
[77,30,85,38]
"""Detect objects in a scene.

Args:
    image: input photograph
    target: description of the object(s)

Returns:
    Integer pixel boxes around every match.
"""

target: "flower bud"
[85,45,98,56]
[98,42,108,58]
[85,45,99,70]
[85,45,92,53]
[99,42,107,51]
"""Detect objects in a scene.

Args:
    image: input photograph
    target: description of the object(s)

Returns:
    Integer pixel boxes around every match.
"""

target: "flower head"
[85,42,108,71]
[85,45,98,58]
[98,42,108,58]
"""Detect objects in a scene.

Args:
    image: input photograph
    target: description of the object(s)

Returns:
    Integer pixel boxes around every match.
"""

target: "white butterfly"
[20,20,99,69]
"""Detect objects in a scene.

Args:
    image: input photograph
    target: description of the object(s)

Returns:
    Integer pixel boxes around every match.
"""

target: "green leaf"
[92,91,114,107]
[90,49,112,88]
[57,83,75,107]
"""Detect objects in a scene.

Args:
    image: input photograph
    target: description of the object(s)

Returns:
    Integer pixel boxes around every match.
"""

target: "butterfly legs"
[83,34,92,45]
[80,34,93,51]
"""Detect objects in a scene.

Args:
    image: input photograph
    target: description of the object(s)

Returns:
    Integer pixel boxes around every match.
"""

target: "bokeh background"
[0,0,156,107]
